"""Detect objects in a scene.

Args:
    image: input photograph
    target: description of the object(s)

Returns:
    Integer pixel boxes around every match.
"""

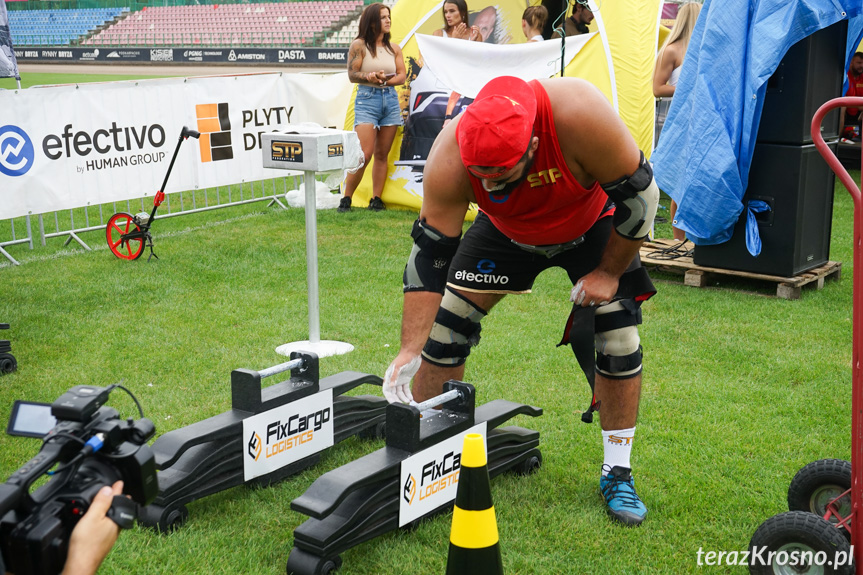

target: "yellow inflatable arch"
[346,0,662,212]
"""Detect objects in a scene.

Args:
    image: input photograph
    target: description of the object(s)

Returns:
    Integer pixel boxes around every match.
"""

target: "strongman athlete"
[382,76,659,525]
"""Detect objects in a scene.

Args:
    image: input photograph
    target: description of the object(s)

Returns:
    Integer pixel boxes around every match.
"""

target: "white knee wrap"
[595,301,643,380]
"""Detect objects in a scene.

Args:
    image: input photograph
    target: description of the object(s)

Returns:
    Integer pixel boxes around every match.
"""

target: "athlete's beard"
[487,154,536,198]
[574,20,590,34]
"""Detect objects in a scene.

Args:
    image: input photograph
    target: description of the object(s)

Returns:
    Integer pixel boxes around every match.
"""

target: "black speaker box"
[757,19,847,145]
[692,142,837,277]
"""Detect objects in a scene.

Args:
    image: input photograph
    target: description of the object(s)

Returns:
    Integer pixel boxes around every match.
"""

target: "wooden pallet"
[639,238,842,300]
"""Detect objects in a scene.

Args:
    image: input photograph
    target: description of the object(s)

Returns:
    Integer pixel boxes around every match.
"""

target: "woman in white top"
[522,5,548,43]
[340,3,406,212]
[433,0,482,41]
[652,2,701,241]
[433,0,483,126]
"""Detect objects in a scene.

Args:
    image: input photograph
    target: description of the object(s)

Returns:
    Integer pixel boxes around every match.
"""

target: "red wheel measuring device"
[106,126,200,261]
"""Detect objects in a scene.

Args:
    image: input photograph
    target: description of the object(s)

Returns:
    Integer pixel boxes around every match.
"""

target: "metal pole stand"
[138,352,387,532]
[262,131,356,359]
[285,381,544,575]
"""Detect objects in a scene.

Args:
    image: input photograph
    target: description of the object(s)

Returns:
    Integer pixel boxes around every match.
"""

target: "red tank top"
[469,80,608,245]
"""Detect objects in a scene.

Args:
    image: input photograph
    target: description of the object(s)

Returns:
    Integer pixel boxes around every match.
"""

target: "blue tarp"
[652,0,863,253]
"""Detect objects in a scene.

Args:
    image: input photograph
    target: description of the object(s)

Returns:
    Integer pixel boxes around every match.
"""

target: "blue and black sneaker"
[600,465,647,526]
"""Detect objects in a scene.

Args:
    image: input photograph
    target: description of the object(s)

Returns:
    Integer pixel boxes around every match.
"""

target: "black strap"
[434,308,481,343]
[596,346,643,375]
[410,218,460,257]
[422,339,473,362]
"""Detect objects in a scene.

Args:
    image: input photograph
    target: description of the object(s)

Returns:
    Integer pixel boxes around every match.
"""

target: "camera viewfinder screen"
[7,401,56,438]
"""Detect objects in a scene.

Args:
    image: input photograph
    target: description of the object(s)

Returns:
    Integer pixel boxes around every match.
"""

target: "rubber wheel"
[106,212,145,260]
[357,421,386,440]
[318,556,341,575]
[0,353,16,374]
[512,449,543,476]
[286,548,342,575]
[748,511,853,575]
[157,505,189,533]
[787,459,851,528]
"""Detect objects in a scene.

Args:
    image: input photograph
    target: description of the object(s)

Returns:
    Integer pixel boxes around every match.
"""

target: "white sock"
[602,427,636,476]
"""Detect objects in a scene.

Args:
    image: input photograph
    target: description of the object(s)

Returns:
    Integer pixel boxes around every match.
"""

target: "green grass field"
[1,70,859,574]
[0,72,170,90]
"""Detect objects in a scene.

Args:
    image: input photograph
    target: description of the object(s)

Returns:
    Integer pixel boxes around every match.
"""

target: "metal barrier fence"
[0,174,312,266]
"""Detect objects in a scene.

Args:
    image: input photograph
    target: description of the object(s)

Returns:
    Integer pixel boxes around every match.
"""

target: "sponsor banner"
[12,47,347,64]
[398,422,487,527]
[242,388,334,482]
[178,49,230,63]
[0,71,351,219]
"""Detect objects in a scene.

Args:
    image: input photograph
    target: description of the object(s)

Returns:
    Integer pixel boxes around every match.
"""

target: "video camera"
[0,384,158,575]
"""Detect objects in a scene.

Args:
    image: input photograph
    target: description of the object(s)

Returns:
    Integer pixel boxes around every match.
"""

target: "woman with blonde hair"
[653,1,701,240]
[339,3,406,212]
[522,5,548,42]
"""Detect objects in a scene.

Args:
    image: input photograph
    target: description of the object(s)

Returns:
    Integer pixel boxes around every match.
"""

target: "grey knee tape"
[422,288,486,367]
[595,301,642,379]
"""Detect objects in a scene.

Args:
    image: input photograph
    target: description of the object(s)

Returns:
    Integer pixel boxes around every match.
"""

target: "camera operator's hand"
[60,481,124,575]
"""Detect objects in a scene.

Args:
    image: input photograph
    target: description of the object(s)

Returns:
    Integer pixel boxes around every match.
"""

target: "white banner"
[415,33,594,99]
[0,72,352,220]
[398,422,487,527]
[242,388,334,482]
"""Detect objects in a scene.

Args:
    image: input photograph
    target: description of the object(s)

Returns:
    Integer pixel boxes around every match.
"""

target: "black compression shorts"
[447,210,653,297]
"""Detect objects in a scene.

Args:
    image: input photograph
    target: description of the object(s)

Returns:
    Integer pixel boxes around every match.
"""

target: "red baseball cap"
[457,76,537,177]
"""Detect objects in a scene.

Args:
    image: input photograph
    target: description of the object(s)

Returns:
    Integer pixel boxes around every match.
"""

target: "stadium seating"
[323,0,396,47]
[8,7,127,47]
[81,1,363,48]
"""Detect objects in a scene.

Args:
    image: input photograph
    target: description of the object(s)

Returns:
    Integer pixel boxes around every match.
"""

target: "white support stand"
[263,130,356,358]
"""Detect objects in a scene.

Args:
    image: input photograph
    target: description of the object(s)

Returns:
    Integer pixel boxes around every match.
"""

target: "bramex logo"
[0,125,35,177]
[195,103,233,162]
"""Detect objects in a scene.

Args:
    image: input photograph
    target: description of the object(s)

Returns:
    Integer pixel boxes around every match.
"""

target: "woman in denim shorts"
[340,3,406,213]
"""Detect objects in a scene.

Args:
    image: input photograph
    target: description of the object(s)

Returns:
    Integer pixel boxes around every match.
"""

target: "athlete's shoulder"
[424,117,474,200]
[538,77,604,105]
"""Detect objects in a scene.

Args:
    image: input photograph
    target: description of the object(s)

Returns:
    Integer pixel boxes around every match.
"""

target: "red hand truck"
[747,97,863,575]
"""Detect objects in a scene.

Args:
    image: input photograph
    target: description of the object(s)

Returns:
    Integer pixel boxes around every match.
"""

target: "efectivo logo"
[195,103,233,162]
[0,125,35,177]
[477,259,496,274]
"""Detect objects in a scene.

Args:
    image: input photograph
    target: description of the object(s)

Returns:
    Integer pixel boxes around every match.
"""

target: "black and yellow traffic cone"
[446,433,503,575]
